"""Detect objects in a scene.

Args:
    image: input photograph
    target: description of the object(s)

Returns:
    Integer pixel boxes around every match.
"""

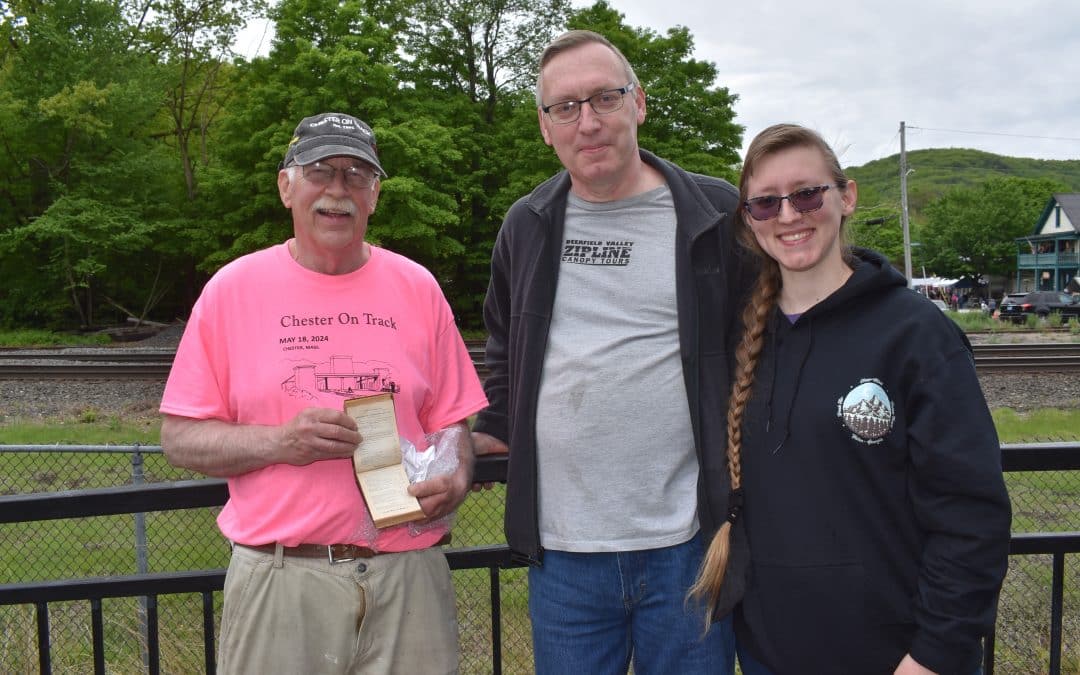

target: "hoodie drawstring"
[770,318,814,454]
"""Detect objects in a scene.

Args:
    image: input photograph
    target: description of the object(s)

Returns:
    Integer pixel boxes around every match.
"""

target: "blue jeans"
[528,532,736,675]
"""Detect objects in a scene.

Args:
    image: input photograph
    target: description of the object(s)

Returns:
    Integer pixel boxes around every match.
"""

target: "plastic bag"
[401,425,462,536]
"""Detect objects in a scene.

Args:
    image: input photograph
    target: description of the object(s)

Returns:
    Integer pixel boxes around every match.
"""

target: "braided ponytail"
[689,123,848,624]
[688,258,779,623]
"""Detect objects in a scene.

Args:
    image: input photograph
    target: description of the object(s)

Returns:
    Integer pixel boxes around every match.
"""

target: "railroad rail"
[0,342,1078,379]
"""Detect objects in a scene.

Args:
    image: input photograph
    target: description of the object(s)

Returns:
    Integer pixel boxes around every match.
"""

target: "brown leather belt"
[242,532,452,564]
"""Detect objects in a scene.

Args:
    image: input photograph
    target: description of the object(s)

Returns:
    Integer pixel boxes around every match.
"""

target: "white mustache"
[313,197,357,215]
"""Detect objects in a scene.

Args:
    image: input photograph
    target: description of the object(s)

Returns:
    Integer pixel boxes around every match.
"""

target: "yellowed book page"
[344,393,424,528]
[356,464,425,528]
[345,393,400,470]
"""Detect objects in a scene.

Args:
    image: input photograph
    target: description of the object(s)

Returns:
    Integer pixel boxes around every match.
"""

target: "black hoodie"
[735,248,1011,674]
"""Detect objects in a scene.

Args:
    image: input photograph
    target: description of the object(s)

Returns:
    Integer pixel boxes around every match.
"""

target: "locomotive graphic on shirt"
[281,355,400,400]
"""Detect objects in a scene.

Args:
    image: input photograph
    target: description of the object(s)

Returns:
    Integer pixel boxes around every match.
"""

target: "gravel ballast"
[1,328,1078,423]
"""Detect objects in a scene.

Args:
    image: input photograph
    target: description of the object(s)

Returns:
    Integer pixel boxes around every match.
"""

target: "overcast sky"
[234,0,1080,168]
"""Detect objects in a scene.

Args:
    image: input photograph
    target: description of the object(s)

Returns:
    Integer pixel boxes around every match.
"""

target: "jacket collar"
[524,149,727,241]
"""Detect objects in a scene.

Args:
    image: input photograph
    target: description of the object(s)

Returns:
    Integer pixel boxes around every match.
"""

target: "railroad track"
[1,342,1077,379]
[971,343,1080,373]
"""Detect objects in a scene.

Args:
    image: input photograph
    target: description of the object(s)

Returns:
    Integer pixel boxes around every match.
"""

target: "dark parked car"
[998,291,1080,324]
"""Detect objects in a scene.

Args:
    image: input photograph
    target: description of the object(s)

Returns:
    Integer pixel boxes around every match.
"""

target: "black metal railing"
[2,446,1079,674]
[994,442,1080,675]
[0,455,519,675]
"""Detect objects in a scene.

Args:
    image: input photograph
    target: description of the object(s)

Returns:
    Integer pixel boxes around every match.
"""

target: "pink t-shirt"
[160,242,488,551]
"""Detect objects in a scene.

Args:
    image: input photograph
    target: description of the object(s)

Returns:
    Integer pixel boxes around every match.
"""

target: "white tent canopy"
[910,276,959,289]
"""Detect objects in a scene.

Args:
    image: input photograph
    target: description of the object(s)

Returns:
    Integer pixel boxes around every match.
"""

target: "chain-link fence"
[0,446,526,674]
[1,445,1078,673]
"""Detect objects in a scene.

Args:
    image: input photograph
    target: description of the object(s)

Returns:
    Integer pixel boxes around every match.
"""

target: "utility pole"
[900,121,913,285]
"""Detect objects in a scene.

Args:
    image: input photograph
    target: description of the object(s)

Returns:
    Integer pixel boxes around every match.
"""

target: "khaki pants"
[218,544,460,675]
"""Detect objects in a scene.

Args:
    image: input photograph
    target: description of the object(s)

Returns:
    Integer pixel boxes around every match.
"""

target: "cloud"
[591,0,1080,166]
[237,1,1080,167]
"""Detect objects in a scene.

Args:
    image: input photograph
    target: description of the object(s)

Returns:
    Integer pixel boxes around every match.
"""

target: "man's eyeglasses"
[541,82,636,125]
[743,185,838,221]
[301,162,377,189]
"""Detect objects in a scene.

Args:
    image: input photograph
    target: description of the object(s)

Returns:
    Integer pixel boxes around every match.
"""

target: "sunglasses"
[743,184,837,221]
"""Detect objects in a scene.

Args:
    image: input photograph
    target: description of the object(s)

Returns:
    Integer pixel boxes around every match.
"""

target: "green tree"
[919,176,1068,284]
[0,0,747,330]
[403,0,571,107]
[847,182,904,264]
[0,0,270,328]
[0,0,173,327]
[193,0,409,275]
[398,0,570,322]
[204,0,572,326]
[140,0,265,201]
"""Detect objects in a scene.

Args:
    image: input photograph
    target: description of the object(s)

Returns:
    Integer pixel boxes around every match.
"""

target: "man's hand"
[274,407,361,466]
[408,468,470,521]
[469,431,508,491]
[161,408,360,478]
[407,422,474,520]
[894,654,937,675]
[472,431,509,455]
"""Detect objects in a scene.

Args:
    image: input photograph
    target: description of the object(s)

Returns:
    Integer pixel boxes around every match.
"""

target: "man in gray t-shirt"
[472,29,746,675]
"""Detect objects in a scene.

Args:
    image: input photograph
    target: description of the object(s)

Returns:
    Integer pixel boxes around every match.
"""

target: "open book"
[344,393,425,528]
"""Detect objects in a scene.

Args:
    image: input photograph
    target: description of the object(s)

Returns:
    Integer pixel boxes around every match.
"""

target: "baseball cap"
[280,113,387,176]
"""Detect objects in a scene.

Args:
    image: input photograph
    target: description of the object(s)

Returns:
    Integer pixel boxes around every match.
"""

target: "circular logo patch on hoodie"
[837,378,895,444]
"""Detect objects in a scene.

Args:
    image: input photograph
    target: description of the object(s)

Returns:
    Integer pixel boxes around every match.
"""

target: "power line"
[907,126,1080,143]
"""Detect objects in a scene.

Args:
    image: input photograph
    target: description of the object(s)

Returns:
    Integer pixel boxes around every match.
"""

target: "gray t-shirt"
[535,185,699,552]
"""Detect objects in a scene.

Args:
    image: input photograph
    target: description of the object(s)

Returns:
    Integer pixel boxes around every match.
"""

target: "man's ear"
[633,83,646,125]
[369,179,381,213]
[538,108,553,147]
[277,169,293,208]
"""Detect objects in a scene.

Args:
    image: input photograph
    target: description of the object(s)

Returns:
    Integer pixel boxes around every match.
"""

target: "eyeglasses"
[743,185,837,221]
[301,161,377,189]
[541,82,636,125]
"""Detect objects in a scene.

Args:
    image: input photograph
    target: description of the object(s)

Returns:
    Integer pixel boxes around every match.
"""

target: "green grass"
[0,329,112,347]
[0,414,522,674]
[2,408,1078,673]
[7,407,1076,447]
[986,407,1080,672]
[943,309,1080,336]
[993,408,1080,442]
[0,417,160,446]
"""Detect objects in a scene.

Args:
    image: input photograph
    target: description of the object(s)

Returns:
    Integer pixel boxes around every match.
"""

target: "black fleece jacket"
[473,150,754,617]
[735,249,1012,674]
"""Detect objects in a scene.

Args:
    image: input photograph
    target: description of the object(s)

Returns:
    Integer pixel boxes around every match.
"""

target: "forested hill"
[846,148,1080,215]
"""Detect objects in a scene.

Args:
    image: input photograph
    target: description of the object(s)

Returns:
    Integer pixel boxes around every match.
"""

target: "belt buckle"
[327,544,357,564]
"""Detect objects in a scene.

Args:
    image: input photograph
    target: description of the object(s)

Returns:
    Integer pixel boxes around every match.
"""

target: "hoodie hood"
[800,247,908,320]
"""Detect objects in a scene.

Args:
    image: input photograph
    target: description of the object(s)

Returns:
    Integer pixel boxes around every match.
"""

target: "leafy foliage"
[919,176,1069,281]
[0,0,261,327]
[10,0,1077,332]
[847,149,1080,278]
[0,0,749,330]
[849,148,1080,213]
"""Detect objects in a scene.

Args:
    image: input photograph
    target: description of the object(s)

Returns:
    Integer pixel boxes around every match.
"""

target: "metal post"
[1049,552,1064,674]
[132,446,150,669]
[489,566,502,675]
[900,121,913,285]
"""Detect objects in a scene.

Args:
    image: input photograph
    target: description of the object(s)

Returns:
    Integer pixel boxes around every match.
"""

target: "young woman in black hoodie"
[691,124,1011,674]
